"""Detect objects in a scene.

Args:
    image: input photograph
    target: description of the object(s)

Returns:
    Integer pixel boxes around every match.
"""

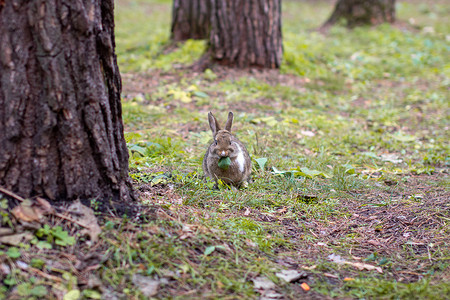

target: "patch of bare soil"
[121,67,307,103]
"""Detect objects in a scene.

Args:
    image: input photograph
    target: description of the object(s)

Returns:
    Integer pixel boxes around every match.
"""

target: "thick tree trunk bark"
[323,0,396,28]
[171,0,211,41]
[209,0,282,68]
[0,0,134,202]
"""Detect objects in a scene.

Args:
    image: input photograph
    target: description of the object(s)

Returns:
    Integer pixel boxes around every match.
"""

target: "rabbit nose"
[220,150,228,157]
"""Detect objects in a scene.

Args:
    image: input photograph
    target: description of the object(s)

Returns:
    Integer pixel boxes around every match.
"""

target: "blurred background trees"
[170,0,398,69]
[171,0,210,41]
[323,0,396,28]
[208,0,282,68]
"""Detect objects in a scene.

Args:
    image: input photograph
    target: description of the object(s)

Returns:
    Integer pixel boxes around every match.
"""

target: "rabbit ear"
[225,112,233,132]
[208,112,220,136]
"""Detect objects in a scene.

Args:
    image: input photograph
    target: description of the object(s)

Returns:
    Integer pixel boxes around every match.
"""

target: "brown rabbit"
[203,112,252,188]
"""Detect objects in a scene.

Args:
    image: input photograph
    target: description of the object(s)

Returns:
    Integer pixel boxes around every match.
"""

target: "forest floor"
[1,0,449,299]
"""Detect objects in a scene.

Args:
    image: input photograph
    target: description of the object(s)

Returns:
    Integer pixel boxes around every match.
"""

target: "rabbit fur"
[203,112,252,187]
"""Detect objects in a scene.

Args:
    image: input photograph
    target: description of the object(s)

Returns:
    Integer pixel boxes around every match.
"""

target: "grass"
[1,0,449,299]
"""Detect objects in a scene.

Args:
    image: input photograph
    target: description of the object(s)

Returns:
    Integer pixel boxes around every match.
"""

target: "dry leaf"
[132,274,159,297]
[12,200,42,222]
[367,239,381,246]
[344,277,354,281]
[252,276,275,290]
[277,207,287,214]
[300,130,315,137]
[301,265,317,270]
[0,228,14,236]
[179,224,195,240]
[35,197,54,215]
[260,291,284,299]
[300,282,310,291]
[67,201,101,242]
[323,273,339,279]
[0,232,33,246]
[245,239,257,248]
[11,198,54,223]
[0,263,11,275]
[275,270,306,283]
[346,261,382,273]
[328,253,382,273]
[328,253,346,264]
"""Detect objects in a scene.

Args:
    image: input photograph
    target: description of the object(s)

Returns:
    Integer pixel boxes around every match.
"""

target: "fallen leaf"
[35,197,54,215]
[300,130,315,137]
[260,291,284,299]
[0,263,10,275]
[297,167,332,179]
[251,116,278,127]
[16,261,28,270]
[300,282,310,291]
[344,277,354,281]
[160,269,178,279]
[367,239,381,246]
[301,265,317,270]
[204,246,216,256]
[380,153,402,164]
[328,253,382,273]
[179,224,195,240]
[0,228,14,236]
[276,207,287,214]
[328,253,346,264]
[63,290,80,300]
[132,274,159,297]
[67,201,101,242]
[0,232,33,246]
[252,276,275,290]
[347,262,382,273]
[245,239,257,248]
[216,281,224,289]
[275,269,306,283]
[12,200,42,222]
[6,247,21,258]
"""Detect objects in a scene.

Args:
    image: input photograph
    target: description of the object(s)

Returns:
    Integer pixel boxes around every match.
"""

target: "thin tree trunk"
[0,0,134,202]
[171,0,211,41]
[323,0,396,28]
[208,0,282,68]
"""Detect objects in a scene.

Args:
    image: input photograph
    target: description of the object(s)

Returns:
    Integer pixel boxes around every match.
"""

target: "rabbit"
[203,112,252,188]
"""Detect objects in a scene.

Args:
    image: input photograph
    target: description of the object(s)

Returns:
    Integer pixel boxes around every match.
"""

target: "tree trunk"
[0,0,134,202]
[323,0,396,28]
[171,0,211,41]
[209,0,282,68]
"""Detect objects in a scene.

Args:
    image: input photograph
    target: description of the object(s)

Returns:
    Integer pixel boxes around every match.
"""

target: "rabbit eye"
[214,140,217,145]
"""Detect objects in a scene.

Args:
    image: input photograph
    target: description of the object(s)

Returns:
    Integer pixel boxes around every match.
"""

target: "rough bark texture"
[209,0,282,68]
[0,0,134,202]
[323,0,396,28]
[171,0,211,41]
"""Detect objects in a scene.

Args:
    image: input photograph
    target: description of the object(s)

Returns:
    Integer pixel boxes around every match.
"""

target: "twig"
[28,267,63,283]
[427,245,433,263]
[53,212,90,229]
[399,270,421,276]
[0,186,26,202]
